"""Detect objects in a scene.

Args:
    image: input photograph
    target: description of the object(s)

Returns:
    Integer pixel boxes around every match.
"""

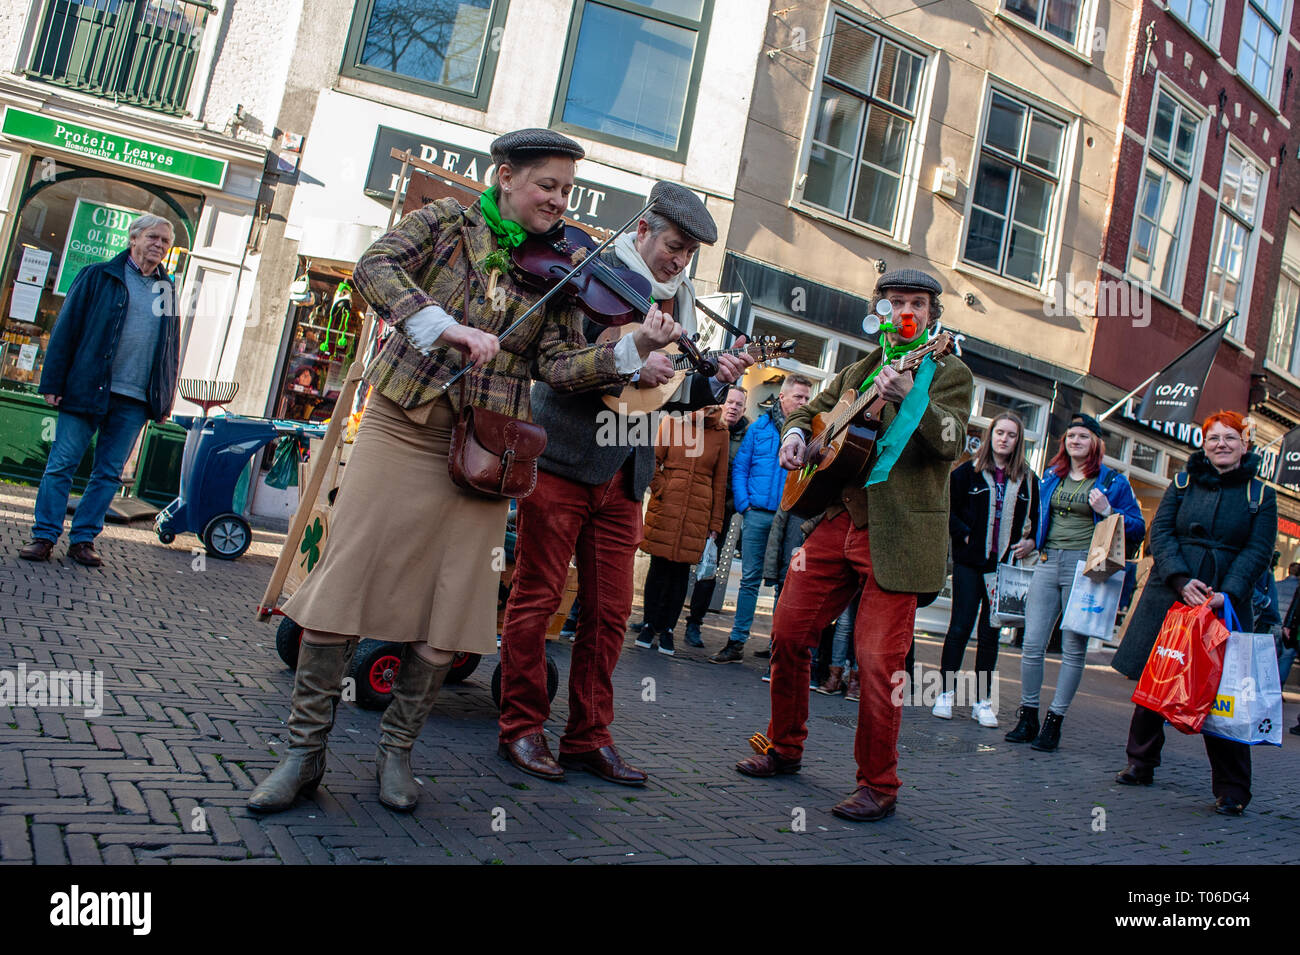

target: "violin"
[511,224,718,377]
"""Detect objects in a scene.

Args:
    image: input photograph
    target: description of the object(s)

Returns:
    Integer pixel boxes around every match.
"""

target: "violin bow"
[434,198,656,397]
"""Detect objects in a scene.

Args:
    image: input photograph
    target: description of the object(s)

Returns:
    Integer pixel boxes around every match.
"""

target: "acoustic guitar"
[595,326,795,416]
[780,332,955,518]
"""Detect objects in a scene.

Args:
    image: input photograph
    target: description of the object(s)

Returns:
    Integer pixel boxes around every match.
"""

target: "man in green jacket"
[734,268,972,822]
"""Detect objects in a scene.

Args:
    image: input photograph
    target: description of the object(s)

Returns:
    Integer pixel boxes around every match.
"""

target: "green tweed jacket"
[783,346,973,593]
[357,198,628,418]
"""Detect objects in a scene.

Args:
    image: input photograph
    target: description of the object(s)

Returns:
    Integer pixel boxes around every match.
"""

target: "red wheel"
[352,639,402,709]
[368,653,402,695]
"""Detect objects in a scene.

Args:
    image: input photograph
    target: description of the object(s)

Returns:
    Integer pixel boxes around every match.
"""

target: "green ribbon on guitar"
[864,354,937,488]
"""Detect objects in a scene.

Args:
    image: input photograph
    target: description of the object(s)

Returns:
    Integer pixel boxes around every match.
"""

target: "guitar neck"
[668,342,761,371]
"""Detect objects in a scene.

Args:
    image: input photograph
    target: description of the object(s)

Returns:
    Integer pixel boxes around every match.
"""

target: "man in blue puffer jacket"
[710,374,813,663]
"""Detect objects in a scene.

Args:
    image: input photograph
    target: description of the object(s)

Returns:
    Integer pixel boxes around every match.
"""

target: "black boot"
[1030,711,1064,751]
[1004,705,1039,743]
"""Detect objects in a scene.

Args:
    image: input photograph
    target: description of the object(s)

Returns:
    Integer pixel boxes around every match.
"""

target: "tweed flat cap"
[876,267,942,296]
[649,181,717,244]
[490,128,585,165]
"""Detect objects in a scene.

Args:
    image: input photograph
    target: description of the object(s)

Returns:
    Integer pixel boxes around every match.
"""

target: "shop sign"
[1118,397,1203,448]
[1279,517,1300,538]
[364,125,647,233]
[54,198,139,296]
[1,107,227,188]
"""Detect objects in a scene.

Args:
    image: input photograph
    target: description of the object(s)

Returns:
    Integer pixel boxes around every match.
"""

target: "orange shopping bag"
[1130,601,1230,734]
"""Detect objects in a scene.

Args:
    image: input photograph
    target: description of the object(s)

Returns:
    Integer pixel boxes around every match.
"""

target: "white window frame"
[1202,137,1268,343]
[1165,0,1225,51]
[958,78,1079,293]
[1236,0,1292,106]
[1124,77,1207,301]
[791,5,936,246]
[745,306,835,391]
[969,378,1051,474]
[1101,422,1175,490]
[998,0,1101,59]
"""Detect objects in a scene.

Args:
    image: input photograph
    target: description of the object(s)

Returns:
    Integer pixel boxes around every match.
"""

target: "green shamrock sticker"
[300,518,323,573]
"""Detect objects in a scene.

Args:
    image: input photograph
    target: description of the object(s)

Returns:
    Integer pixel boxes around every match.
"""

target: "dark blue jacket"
[732,409,786,513]
[1035,463,1145,551]
[39,250,180,422]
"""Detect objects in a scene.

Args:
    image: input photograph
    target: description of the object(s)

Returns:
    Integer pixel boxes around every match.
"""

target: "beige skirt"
[281,392,508,654]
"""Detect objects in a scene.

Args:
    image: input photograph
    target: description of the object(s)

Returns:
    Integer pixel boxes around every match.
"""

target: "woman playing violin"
[249,128,681,815]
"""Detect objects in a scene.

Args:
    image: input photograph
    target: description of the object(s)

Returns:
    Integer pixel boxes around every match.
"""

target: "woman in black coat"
[933,413,1039,727]
[1111,411,1277,814]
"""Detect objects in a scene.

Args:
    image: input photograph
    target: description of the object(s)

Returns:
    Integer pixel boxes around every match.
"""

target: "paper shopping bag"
[1202,615,1284,746]
[1083,513,1126,580]
[1131,601,1230,734]
[1061,560,1124,639]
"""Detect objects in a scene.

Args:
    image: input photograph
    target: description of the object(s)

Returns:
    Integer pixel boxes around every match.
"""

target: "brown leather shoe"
[559,745,647,786]
[498,733,564,781]
[67,541,103,567]
[1115,763,1154,786]
[831,786,895,822]
[735,751,802,778]
[19,539,54,561]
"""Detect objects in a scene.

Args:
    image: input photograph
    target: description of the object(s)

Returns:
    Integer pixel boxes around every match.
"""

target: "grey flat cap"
[876,267,942,296]
[649,181,717,244]
[490,128,585,165]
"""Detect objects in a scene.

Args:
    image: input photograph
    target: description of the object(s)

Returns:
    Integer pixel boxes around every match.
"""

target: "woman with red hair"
[1006,413,1146,751]
[1111,410,1276,814]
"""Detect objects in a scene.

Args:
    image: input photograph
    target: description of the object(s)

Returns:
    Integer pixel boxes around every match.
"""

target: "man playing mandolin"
[734,268,973,823]
[498,181,754,785]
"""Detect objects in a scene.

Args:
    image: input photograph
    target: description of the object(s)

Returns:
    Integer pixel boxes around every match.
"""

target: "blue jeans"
[830,592,861,668]
[728,507,775,644]
[1019,548,1091,716]
[32,394,151,544]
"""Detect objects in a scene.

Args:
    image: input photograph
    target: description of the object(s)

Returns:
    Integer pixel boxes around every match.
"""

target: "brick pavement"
[2,482,1299,865]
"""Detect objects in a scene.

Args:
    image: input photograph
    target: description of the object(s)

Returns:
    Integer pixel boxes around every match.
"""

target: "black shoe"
[1290,721,1300,737]
[1214,796,1245,816]
[634,623,655,649]
[754,644,771,659]
[684,624,704,647]
[1030,711,1063,751]
[709,641,744,664]
[1115,763,1154,785]
[657,631,675,656]
[1004,705,1039,743]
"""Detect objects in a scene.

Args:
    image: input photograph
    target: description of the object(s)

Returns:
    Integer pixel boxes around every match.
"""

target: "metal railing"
[25,0,215,116]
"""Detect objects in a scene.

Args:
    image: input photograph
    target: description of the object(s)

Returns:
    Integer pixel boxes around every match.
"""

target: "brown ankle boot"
[815,666,845,695]
[844,668,861,702]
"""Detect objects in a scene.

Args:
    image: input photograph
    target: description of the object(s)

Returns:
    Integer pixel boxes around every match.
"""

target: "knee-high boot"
[248,640,354,813]
[375,647,451,811]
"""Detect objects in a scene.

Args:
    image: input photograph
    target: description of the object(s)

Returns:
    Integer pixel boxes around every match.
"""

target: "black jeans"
[939,560,1000,691]
[643,556,693,633]
[1126,704,1252,805]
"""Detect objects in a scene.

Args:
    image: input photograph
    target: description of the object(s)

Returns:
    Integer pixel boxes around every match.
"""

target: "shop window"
[275,262,365,423]
[1131,440,1160,473]
[341,0,509,109]
[1128,87,1202,298]
[796,12,929,237]
[962,88,1070,288]
[751,315,825,369]
[1237,0,1284,100]
[1003,0,1086,46]
[1165,453,1187,479]
[1,160,198,391]
[1168,0,1216,44]
[1100,427,1129,460]
[25,0,211,116]
[1204,144,1265,340]
[552,0,711,159]
[834,341,870,373]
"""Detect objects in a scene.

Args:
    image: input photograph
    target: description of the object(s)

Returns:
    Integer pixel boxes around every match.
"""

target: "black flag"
[1274,425,1300,487]
[1136,322,1228,424]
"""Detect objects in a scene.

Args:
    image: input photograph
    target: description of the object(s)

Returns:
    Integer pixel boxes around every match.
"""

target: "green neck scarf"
[479,186,528,250]
[859,329,930,391]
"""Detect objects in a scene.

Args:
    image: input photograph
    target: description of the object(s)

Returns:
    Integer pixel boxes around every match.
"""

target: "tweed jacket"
[357,198,626,418]
[782,345,973,593]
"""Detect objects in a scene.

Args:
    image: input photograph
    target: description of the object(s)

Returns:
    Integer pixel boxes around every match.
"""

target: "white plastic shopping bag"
[988,562,1032,628]
[1061,560,1124,640]
[696,538,718,581]
[1202,602,1283,746]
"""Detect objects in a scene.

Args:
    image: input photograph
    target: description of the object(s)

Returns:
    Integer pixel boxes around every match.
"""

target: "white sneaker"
[931,691,954,719]
[972,700,999,728]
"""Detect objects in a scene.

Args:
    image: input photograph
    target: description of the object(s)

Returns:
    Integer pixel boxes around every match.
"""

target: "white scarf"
[613,232,696,334]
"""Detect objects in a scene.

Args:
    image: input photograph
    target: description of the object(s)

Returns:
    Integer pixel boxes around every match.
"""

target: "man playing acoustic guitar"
[734,268,973,822]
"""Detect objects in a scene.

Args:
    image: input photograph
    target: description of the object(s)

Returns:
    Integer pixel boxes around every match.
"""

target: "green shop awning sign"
[1,106,227,188]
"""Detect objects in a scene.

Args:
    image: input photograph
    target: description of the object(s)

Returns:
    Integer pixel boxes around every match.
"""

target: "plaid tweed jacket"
[358,197,628,418]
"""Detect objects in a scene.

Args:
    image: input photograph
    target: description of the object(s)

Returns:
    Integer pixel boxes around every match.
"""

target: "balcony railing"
[25,0,214,116]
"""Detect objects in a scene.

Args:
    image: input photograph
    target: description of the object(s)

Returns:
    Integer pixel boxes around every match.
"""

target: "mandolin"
[596,327,795,416]
[780,332,955,518]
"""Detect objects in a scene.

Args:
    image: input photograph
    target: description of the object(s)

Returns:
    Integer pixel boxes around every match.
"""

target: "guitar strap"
[864,355,937,488]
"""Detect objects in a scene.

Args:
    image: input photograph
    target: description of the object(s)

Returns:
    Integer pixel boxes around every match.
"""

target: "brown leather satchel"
[443,235,548,499]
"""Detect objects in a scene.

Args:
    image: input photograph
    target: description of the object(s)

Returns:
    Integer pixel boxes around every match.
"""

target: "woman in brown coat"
[635,406,730,655]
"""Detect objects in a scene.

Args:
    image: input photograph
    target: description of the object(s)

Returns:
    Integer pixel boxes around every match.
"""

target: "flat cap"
[649,181,717,244]
[876,267,942,296]
[490,128,585,165]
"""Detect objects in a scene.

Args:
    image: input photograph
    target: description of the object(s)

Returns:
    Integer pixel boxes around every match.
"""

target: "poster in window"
[54,198,141,296]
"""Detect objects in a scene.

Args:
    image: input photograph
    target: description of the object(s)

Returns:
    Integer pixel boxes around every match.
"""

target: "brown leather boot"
[815,666,845,695]
[375,648,451,811]
[844,668,861,701]
[20,539,54,561]
[67,541,103,567]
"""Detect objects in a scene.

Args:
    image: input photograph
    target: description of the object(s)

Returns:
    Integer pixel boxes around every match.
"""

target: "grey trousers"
[1019,548,1091,716]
